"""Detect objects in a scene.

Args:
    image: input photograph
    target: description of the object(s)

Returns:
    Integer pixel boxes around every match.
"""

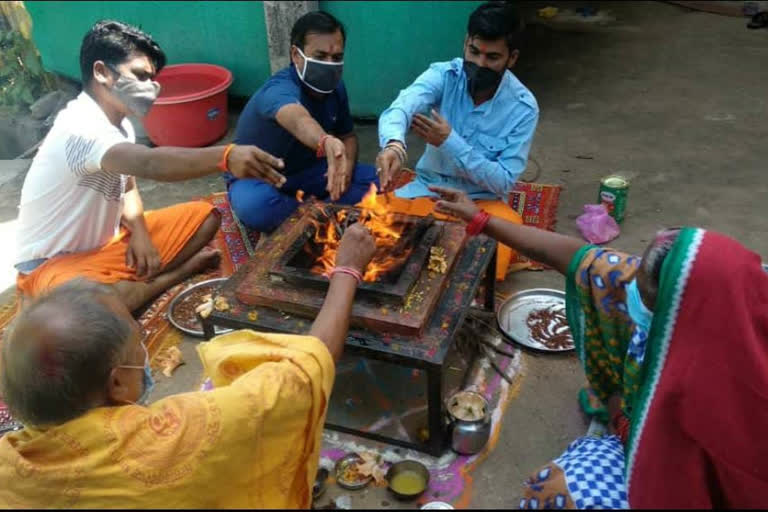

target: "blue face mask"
[119,343,155,406]
[626,278,653,335]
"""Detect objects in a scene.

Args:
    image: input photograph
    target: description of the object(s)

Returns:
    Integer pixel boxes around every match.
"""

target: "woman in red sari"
[432,186,768,509]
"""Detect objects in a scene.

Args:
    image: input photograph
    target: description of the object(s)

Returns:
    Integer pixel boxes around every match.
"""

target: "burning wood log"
[342,209,360,230]
[381,216,436,278]
[391,215,435,257]
[328,211,344,239]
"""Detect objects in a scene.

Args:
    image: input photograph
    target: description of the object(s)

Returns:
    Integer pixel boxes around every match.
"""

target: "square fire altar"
[234,198,467,337]
[202,189,497,455]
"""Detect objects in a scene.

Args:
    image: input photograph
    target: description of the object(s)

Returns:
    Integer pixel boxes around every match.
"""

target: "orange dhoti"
[371,194,522,281]
[17,201,216,298]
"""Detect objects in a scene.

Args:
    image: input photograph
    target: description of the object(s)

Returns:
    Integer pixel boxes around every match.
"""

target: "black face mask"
[463,60,503,96]
[296,47,343,94]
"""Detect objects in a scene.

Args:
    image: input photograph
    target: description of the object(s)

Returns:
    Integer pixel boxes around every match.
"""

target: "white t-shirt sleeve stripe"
[15,92,134,264]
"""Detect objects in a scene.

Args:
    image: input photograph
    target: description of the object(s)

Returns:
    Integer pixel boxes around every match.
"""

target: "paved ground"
[1,1,766,508]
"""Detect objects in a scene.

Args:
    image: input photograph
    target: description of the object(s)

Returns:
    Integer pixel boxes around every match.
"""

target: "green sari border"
[624,227,704,490]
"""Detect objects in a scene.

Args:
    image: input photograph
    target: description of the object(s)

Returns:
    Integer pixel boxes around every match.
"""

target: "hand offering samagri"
[195,294,214,319]
[156,346,184,378]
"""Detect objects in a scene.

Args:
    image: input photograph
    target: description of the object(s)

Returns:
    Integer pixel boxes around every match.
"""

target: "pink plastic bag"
[576,204,620,244]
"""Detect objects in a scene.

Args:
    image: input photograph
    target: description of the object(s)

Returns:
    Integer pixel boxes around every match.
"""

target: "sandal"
[747,11,768,29]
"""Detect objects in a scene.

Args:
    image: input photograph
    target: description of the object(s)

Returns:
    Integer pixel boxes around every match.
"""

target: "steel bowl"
[167,277,234,337]
[386,460,430,501]
[334,453,372,490]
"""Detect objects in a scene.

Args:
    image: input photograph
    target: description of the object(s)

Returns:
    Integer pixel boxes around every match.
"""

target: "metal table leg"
[426,365,445,456]
[201,315,215,340]
[484,246,497,312]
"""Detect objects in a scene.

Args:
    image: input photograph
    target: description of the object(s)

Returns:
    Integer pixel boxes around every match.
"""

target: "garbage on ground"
[334,494,352,510]
[155,346,185,377]
[575,204,620,244]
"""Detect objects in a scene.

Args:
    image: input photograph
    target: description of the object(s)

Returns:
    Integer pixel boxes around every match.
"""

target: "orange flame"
[309,184,408,282]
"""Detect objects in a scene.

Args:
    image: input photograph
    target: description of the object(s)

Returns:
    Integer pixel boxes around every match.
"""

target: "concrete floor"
[1,1,767,508]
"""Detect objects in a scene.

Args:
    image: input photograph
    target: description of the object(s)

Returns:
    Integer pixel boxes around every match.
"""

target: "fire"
[309,183,407,282]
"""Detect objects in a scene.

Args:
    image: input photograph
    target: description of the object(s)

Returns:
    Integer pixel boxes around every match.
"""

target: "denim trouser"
[227,160,379,232]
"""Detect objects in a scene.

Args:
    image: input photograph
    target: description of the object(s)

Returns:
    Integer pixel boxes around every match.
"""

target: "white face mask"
[294,46,343,94]
[107,64,161,118]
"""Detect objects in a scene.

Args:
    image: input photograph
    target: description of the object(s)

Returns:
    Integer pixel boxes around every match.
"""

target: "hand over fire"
[228,145,286,187]
[335,223,376,274]
[429,186,480,222]
[376,142,404,192]
[324,136,349,201]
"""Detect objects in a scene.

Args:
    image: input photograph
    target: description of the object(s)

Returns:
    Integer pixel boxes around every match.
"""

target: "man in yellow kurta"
[0,225,375,508]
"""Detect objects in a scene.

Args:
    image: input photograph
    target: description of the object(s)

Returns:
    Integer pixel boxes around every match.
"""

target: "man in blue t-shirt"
[228,11,378,232]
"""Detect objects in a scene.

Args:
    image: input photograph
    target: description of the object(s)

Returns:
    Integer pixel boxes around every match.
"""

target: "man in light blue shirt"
[374,1,538,280]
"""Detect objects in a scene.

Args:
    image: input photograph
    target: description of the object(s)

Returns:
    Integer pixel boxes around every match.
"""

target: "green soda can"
[598,175,629,223]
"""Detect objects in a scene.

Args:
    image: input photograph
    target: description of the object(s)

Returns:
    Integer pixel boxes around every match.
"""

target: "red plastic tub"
[143,64,233,147]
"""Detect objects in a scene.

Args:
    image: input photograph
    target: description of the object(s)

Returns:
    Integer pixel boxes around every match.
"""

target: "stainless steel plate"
[167,278,234,338]
[334,453,372,490]
[496,288,574,353]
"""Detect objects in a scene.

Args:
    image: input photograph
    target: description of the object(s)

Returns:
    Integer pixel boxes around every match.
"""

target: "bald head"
[1,279,133,426]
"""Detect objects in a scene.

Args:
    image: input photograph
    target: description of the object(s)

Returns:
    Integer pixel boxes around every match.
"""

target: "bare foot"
[113,247,222,312]
[180,247,221,275]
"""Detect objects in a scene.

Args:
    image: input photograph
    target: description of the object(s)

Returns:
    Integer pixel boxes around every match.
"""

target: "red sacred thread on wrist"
[316,134,330,158]
[465,210,491,236]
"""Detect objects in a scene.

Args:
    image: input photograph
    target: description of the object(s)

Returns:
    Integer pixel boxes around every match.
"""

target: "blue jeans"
[228,160,379,232]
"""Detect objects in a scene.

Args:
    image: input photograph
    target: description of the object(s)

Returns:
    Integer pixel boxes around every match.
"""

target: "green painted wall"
[321,0,482,117]
[24,1,271,98]
[25,1,482,116]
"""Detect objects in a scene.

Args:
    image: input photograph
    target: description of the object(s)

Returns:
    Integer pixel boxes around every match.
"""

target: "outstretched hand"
[228,145,286,187]
[429,185,480,222]
[324,136,349,201]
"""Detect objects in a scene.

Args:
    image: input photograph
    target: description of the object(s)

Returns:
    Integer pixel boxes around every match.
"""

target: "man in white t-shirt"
[16,20,287,311]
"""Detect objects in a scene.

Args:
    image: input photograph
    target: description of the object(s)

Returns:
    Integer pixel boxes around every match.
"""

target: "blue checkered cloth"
[554,435,629,509]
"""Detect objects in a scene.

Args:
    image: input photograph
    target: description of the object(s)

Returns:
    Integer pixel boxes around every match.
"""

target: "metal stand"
[201,238,497,456]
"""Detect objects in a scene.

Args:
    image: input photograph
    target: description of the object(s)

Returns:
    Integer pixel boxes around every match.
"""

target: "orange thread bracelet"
[217,143,235,172]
